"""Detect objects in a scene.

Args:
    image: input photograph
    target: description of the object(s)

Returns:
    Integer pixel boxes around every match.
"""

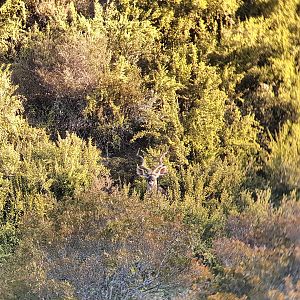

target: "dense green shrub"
[265,121,300,199]
[0,65,107,261]
[0,0,299,298]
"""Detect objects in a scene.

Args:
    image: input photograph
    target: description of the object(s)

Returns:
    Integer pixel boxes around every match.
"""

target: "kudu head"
[136,150,168,192]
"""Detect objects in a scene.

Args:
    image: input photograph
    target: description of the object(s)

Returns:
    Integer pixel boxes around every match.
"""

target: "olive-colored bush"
[0,65,107,261]
[0,184,200,299]
[0,0,300,299]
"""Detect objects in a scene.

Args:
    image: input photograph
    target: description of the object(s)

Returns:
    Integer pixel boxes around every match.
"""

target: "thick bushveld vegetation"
[0,0,300,299]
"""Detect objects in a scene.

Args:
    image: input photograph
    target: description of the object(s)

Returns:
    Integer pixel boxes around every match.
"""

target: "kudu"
[136,150,168,193]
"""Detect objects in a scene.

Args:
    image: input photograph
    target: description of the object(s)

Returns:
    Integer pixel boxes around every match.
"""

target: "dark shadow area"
[237,0,278,20]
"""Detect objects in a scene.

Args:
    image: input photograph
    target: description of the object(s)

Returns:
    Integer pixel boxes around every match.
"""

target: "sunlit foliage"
[0,0,299,298]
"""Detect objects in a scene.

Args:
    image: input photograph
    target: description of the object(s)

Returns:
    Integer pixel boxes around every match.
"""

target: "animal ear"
[157,166,168,176]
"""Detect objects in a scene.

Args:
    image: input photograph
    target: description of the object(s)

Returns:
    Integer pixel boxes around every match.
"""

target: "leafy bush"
[0,1,300,299]
[0,184,202,299]
[266,121,300,199]
[0,65,107,261]
[211,191,300,299]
